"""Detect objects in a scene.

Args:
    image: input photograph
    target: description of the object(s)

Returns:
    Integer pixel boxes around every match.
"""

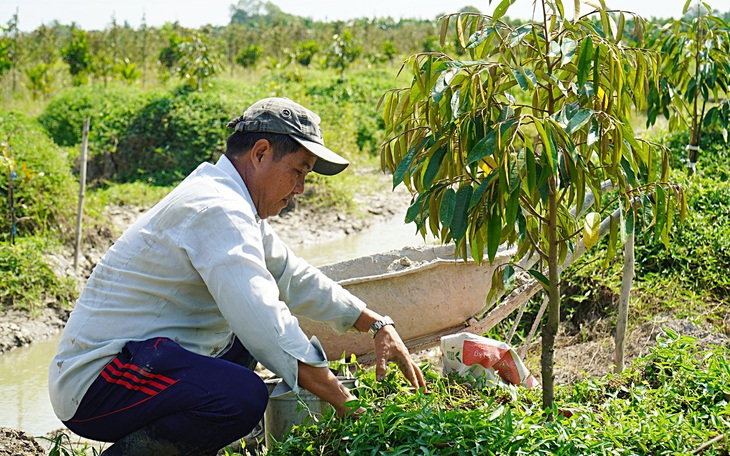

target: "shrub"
[0,110,77,241]
[37,83,148,149]
[112,84,251,185]
[235,44,263,69]
[0,236,77,311]
[658,127,730,181]
[635,175,730,300]
[38,83,253,186]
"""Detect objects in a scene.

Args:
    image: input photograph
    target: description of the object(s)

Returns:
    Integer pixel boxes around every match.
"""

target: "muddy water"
[0,335,63,435]
[0,212,432,435]
[293,210,433,267]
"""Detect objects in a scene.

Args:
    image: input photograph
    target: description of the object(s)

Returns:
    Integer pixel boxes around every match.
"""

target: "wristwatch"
[368,316,395,338]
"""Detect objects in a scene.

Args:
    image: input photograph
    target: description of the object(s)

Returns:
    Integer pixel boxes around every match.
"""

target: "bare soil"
[0,428,45,456]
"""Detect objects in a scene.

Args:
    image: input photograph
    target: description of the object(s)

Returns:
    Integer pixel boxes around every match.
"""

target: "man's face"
[249,145,317,219]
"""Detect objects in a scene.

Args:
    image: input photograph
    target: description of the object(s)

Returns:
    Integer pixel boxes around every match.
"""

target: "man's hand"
[354,309,427,391]
[297,361,363,417]
[373,325,427,390]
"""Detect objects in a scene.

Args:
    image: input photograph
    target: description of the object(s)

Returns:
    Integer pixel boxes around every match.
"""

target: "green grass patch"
[0,110,78,243]
[256,331,729,455]
[0,237,77,312]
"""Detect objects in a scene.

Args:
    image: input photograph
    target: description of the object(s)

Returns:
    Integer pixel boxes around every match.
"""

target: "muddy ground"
[1,169,728,454]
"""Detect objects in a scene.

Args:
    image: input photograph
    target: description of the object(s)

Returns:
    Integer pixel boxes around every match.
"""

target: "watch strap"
[368,316,395,338]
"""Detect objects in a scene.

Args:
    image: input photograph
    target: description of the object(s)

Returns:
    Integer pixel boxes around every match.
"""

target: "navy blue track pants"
[63,337,268,452]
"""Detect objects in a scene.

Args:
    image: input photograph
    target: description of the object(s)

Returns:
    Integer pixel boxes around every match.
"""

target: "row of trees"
[4,1,727,98]
[0,3,452,96]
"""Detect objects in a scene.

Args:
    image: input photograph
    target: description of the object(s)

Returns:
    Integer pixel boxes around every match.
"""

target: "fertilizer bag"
[440,332,539,388]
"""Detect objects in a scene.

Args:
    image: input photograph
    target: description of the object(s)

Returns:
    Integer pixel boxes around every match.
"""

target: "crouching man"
[49,97,426,455]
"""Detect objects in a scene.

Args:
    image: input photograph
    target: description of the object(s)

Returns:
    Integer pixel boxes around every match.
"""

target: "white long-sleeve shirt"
[49,155,366,421]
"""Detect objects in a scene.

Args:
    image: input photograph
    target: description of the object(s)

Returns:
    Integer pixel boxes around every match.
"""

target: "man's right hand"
[297,361,362,417]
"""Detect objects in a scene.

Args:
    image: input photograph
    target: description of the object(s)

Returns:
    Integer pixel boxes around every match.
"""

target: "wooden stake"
[73,118,90,274]
[8,165,15,245]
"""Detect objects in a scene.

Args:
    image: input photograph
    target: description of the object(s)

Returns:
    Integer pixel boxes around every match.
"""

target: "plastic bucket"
[263,376,356,448]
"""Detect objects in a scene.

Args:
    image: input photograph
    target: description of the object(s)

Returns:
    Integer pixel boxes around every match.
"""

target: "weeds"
[258,330,729,455]
[0,236,76,311]
[40,433,100,456]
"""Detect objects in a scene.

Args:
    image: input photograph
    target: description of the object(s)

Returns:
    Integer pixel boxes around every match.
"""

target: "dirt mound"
[0,307,68,355]
[0,428,45,456]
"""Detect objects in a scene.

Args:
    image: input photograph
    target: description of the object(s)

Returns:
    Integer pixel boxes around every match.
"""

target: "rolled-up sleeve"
[182,203,326,392]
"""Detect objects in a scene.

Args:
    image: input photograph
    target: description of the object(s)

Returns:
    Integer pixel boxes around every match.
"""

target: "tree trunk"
[688,112,700,177]
[541,177,560,413]
[614,230,634,373]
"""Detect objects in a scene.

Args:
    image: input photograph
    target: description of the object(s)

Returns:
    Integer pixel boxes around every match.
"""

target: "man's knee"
[226,369,269,434]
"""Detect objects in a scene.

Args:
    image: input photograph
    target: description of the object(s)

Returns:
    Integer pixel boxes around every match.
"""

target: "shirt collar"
[215,155,261,222]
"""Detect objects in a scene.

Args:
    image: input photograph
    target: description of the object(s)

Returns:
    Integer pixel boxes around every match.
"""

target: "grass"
[0,236,77,312]
[84,181,175,214]
[255,329,729,455]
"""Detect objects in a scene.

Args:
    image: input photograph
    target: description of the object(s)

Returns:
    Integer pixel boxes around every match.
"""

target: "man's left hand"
[373,325,427,391]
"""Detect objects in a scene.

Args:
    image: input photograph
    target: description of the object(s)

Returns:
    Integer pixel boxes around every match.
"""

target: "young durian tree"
[645,1,730,176]
[381,0,686,410]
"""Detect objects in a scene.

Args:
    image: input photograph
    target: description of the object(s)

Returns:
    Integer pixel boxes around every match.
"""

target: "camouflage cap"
[227,97,349,176]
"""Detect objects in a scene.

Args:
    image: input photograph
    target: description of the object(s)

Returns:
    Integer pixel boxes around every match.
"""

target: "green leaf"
[583,212,601,249]
[523,69,538,86]
[440,188,456,228]
[548,40,561,57]
[560,38,577,67]
[451,184,473,241]
[467,130,497,165]
[682,0,692,14]
[492,0,516,22]
[466,27,492,49]
[653,185,667,244]
[423,145,447,188]
[504,186,520,229]
[516,210,527,242]
[525,146,536,192]
[405,192,427,224]
[577,35,594,88]
[392,142,418,188]
[534,120,556,175]
[470,228,486,265]
[616,12,626,42]
[499,106,516,123]
[528,268,550,290]
[513,69,529,90]
[470,169,497,209]
[567,109,593,134]
[503,264,515,288]
[487,202,502,262]
[508,25,532,47]
[621,205,635,244]
[432,69,456,103]
[620,156,638,188]
[603,213,619,269]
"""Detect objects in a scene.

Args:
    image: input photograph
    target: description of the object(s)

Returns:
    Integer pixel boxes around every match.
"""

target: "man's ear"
[249,139,271,169]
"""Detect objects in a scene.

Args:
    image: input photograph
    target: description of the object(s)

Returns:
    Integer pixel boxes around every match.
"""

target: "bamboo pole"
[73,118,90,274]
[8,165,15,245]
[519,294,548,360]
[614,230,634,373]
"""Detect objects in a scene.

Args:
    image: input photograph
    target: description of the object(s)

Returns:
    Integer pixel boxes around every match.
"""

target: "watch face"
[369,317,393,338]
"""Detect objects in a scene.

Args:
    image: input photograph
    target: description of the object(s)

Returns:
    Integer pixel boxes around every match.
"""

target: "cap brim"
[291,136,349,176]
